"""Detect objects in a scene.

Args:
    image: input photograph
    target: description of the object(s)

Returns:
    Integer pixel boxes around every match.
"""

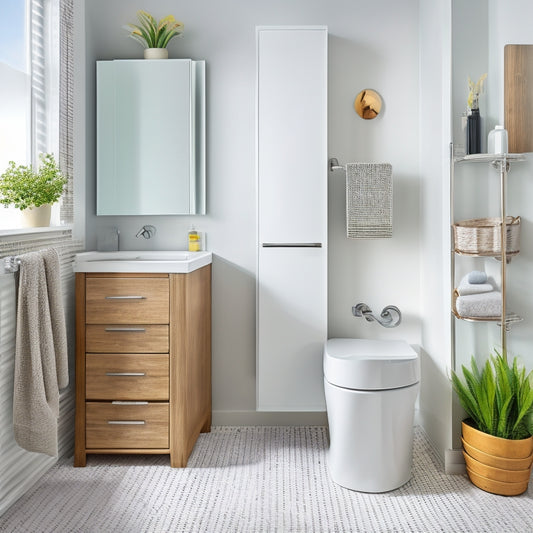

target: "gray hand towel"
[13,248,68,456]
[42,248,68,390]
[346,163,392,239]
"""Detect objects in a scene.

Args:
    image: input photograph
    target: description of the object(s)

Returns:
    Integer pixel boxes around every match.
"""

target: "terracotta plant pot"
[462,419,533,496]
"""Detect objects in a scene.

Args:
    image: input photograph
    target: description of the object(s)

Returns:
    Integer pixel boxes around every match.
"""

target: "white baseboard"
[212,410,328,426]
[445,448,466,474]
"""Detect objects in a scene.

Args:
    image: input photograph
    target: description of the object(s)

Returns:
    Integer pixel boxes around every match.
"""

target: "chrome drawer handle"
[105,296,146,300]
[105,372,146,377]
[262,242,322,248]
[104,327,146,332]
[107,420,145,425]
[112,401,148,405]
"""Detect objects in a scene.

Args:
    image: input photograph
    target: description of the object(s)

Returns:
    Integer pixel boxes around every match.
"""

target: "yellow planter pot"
[462,420,533,496]
[463,452,531,483]
[462,438,533,471]
[462,420,533,458]
[465,468,530,497]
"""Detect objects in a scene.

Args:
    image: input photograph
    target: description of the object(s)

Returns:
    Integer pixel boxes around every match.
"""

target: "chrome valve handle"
[352,303,401,328]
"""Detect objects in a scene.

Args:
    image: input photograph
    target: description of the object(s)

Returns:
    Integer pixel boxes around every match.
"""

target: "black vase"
[467,108,481,155]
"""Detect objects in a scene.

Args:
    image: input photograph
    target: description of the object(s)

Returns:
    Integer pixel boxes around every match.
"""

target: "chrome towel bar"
[3,256,21,273]
[329,157,346,172]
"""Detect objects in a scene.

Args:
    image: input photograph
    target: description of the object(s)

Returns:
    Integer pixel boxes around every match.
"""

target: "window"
[0,0,62,230]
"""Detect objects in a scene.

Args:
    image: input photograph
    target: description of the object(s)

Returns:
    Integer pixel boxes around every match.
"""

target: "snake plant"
[452,352,533,440]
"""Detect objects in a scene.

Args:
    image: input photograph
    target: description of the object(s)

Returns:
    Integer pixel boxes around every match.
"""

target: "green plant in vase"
[125,10,184,59]
[0,153,67,227]
[452,352,533,495]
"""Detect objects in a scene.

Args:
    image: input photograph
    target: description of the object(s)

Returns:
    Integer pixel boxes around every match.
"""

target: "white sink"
[73,251,212,273]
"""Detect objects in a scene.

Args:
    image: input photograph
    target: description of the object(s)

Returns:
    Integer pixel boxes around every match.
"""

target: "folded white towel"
[457,273,494,296]
[456,291,502,318]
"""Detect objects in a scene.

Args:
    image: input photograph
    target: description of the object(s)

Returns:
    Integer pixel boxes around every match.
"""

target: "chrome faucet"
[352,303,402,328]
[135,225,157,239]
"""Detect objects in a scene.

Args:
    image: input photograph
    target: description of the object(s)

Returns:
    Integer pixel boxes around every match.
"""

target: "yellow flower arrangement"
[467,73,487,110]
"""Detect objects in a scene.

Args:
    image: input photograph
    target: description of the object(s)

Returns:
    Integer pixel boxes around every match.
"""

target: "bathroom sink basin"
[73,251,212,273]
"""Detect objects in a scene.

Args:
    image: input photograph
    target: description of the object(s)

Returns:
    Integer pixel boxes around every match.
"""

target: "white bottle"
[488,125,508,155]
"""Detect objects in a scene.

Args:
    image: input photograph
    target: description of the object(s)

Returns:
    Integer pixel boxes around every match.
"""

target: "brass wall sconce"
[354,89,382,120]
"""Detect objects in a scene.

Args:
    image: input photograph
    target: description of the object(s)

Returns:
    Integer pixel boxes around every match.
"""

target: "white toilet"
[323,338,420,493]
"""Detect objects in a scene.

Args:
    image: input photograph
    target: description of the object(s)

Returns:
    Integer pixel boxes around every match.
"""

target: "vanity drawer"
[86,354,169,400]
[86,402,169,449]
[86,325,169,353]
[86,278,169,324]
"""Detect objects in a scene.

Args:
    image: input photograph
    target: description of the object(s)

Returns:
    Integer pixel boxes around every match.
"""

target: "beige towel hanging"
[13,248,68,456]
[346,163,392,238]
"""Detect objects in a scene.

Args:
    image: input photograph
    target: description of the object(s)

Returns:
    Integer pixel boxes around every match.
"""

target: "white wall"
[77,0,421,423]
[445,0,533,463]
[418,0,453,464]
[487,0,533,378]
[448,0,491,459]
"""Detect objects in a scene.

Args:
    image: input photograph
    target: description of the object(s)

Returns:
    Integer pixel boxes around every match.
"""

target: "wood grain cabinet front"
[75,268,212,468]
[85,324,169,353]
[85,277,169,324]
[86,353,169,400]
[86,402,170,449]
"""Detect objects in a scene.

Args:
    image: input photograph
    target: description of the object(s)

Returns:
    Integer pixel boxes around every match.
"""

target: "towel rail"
[3,256,21,273]
[329,157,346,172]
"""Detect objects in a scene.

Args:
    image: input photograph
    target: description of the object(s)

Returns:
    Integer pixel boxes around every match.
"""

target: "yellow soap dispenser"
[188,225,201,252]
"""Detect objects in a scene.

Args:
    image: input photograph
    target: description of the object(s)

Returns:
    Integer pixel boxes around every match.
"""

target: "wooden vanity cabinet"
[74,266,211,467]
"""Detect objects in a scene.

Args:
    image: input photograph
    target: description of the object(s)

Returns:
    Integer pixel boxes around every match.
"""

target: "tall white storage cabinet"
[256,26,328,411]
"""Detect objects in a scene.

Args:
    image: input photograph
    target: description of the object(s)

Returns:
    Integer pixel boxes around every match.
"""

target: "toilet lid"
[323,338,420,390]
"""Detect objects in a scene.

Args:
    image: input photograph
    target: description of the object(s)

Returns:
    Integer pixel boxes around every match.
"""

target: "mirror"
[96,59,205,215]
[354,89,382,120]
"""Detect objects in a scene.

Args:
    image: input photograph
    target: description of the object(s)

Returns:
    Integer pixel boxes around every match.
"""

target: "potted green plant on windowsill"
[124,10,184,59]
[452,352,533,496]
[0,153,67,228]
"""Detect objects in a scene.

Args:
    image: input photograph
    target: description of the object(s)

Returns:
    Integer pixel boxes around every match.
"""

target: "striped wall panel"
[0,233,83,515]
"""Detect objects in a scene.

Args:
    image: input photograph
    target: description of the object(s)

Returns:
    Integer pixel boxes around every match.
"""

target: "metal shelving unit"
[450,147,525,368]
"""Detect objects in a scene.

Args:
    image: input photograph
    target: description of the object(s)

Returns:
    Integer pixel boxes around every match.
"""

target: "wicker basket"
[453,216,520,256]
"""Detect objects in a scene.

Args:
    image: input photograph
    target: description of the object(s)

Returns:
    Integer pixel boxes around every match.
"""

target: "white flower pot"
[20,204,51,228]
[144,48,168,60]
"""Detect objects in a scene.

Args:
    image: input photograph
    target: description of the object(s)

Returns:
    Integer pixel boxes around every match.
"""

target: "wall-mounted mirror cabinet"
[96,59,205,215]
